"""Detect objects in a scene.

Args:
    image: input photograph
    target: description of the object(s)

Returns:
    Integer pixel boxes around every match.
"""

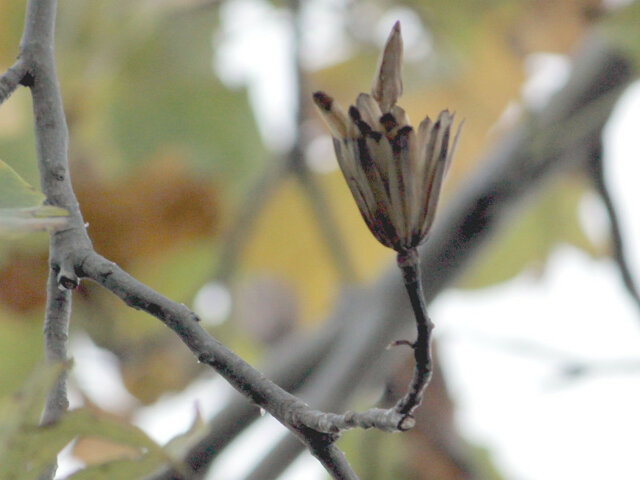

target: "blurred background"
[1,0,640,479]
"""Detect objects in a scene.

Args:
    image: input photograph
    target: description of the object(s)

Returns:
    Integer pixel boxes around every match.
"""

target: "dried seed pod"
[313,21,462,252]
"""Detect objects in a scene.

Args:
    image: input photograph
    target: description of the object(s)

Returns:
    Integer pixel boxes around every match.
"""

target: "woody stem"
[394,248,434,429]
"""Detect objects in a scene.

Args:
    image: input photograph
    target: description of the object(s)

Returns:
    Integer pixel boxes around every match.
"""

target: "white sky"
[58,1,640,478]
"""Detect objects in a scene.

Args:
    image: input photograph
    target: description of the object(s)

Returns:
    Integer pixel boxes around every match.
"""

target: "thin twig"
[214,0,356,284]
[214,155,288,282]
[0,59,28,106]
[289,0,356,282]
[150,314,344,479]
[294,163,357,282]
[587,140,640,316]
[393,248,433,428]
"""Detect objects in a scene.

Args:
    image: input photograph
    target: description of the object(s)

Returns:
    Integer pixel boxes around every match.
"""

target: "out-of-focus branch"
[293,156,358,282]
[289,0,356,282]
[214,155,289,282]
[444,329,640,384]
[213,134,357,285]
[214,0,356,284]
[587,139,640,315]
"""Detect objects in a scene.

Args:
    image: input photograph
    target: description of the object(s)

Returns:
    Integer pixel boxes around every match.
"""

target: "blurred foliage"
[602,1,640,67]
[461,175,596,288]
[0,363,171,479]
[0,0,633,477]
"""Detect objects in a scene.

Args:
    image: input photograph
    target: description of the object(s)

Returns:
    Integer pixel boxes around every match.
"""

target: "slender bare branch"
[78,249,423,440]
[214,0,356,284]
[0,59,28,106]
[13,0,91,478]
[77,251,372,477]
[393,248,433,428]
[587,140,640,315]
[151,313,344,479]
[294,163,357,282]
[214,155,289,282]
[40,270,72,425]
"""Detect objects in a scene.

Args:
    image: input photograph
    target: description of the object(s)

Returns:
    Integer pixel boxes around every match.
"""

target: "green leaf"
[105,10,265,183]
[67,456,165,480]
[0,159,69,236]
[16,410,168,480]
[0,159,44,208]
[60,409,177,479]
[0,362,174,480]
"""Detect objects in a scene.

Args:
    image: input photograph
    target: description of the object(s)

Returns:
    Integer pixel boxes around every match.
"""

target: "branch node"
[20,71,35,87]
[198,353,213,364]
[386,339,414,350]
[57,269,79,290]
[397,414,415,431]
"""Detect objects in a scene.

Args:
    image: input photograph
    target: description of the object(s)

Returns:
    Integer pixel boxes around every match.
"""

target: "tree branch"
[214,0,356,284]
[151,311,345,479]
[40,270,72,425]
[0,59,28,106]
[15,0,92,478]
[214,154,289,282]
[76,251,371,477]
[393,248,433,428]
[587,139,640,315]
